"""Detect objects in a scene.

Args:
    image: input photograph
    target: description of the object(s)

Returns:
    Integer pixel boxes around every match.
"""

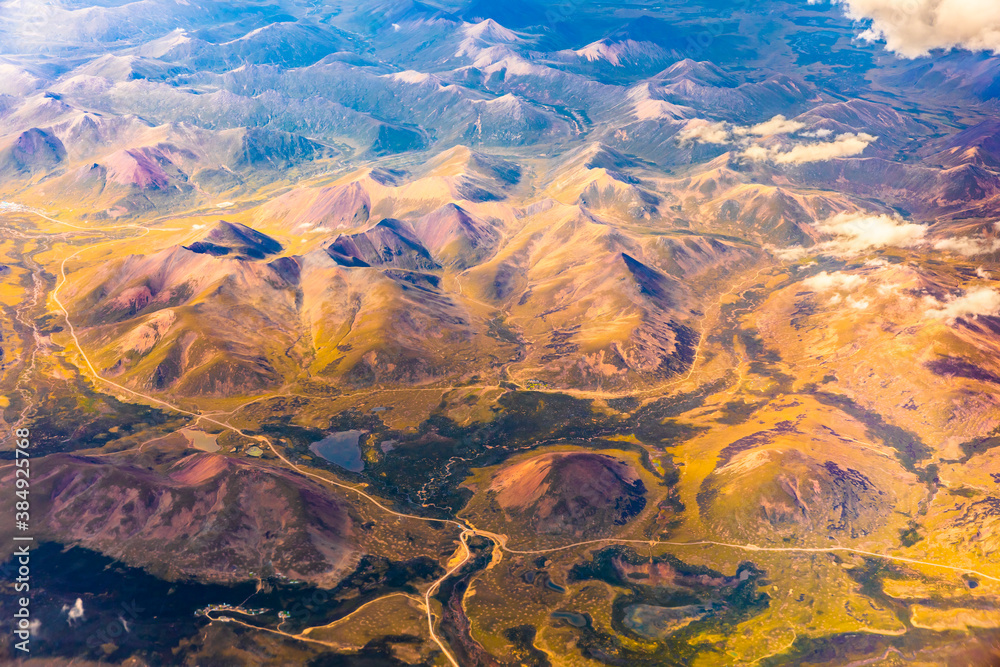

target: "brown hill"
[0,450,359,586]
[409,202,501,268]
[326,218,439,270]
[700,448,891,540]
[488,452,646,538]
[0,127,66,175]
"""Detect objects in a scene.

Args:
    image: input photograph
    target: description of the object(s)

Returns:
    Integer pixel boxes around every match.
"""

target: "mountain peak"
[463,18,521,43]
[326,218,438,270]
[654,59,737,87]
[184,221,283,260]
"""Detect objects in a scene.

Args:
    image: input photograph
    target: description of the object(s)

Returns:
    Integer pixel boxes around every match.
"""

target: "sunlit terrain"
[2,0,1000,664]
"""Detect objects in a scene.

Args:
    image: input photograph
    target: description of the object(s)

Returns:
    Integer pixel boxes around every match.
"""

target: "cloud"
[62,598,84,626]
[780,215,1000,262]
[802,270,868,292]
[677,119,730,144]
[802,271,871,310]
[925,286,1000,322]
[736,114,807,136]
[677,117,874,165]
[679,116,875,165]
[774,246,812,261]
[846,295,871,309]
[801,128,835,138]
[814,212,927,254]
[745,133,877,164]
[773,133,875,163]
[742,145,773,161]
[932,235,1000,256]
[679,113,811,146]
[801,271,874,309]
[680,114,809,146]
[774,213,932,260]
[825,0,1000,57]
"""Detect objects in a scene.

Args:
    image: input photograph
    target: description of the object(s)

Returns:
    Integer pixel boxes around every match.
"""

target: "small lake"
[181,429,220,453]
[551,610,588,627]
[309,430,365,472]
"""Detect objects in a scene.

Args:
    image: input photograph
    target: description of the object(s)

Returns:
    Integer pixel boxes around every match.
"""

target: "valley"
[4,197,1000,665]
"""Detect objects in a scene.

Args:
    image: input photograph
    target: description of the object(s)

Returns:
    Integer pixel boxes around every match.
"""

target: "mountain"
[6,1,1000,665]
[887,53,1000,102]
[486,452,647,537]
[654,59,739,87]
[3,448,359,586]
[139,23,351,71]
[573,16,687,69]
[184,220,283,259]
[70,54,191,82]
[326,218,439,269]
[62,233,300,395]
[255,181,372,233]
[702,446,895,540]
[794,99,927,137]
[789,158,1000,219]
[640,73,814,123]
[925,120,1000,170]
[460,206,705,388]
[0,128,66,175]
[703,184,881,245]
[409,203,502,268]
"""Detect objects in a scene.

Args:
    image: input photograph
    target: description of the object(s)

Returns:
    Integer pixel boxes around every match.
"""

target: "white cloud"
[742,145,774,161]
[745,133,877,164]
[680,115,808,146]
[62,598,84,626]
[678,114,875,167]
[774,133,875,163]
[815,212,927,254]
[925,286,1000,322]
[977,266,992,279]
[736,114,807,136]
[825,0,1000,58]
[677,119,731,144]
[932,235,1000,256]
[799,270,873,310]
[678,116,873,166]
[772,245,812,261]
[802,270,868,292]
[775,213,929,260]
[780,215,1000,262]
[847,295,871,309]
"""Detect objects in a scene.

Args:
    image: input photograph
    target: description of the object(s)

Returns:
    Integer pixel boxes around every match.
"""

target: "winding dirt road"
[6,206,998,665]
